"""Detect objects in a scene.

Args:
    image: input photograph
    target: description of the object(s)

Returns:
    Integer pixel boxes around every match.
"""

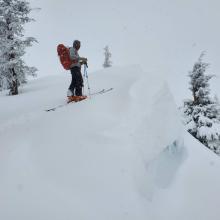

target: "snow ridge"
[1,66,220,220]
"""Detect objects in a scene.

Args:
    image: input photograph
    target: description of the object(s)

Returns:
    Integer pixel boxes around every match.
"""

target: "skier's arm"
[69,48,79,63]
[70,48,87,65]
[79,57,87,63]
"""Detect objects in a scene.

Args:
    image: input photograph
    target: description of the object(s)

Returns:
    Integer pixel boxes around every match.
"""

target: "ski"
[90,87,113,96]
[45,88,113,112]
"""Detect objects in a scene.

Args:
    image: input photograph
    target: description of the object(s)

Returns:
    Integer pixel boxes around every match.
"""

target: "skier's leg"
[68,69,74,94]
[75,86,82,96]
[75,67,84,96]
[68,67,78,95]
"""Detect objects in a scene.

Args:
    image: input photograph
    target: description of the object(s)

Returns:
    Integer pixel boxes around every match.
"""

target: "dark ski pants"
[69,66,83,96]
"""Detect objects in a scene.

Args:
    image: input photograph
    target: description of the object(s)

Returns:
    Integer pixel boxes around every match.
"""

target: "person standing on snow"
[67,40,87,97]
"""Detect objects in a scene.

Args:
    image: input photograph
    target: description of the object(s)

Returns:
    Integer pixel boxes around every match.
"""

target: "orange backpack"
[57,44,73,70]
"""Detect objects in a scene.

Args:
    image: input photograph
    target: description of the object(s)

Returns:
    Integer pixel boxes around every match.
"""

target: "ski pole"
[82,67,85,95]
[84,64,91,97]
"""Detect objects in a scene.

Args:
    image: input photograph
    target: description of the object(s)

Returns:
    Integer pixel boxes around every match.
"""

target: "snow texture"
[1,65,220,220]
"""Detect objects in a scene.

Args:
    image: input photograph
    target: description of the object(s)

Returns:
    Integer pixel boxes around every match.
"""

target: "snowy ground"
[1,66,220,220]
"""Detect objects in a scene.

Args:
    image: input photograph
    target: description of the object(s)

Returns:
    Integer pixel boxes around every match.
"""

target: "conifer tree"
[183,52,220,154]
[0,0,37,95]
[103,46,112,68]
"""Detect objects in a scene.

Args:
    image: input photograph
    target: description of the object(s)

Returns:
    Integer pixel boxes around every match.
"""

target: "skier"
[67,40,88,101]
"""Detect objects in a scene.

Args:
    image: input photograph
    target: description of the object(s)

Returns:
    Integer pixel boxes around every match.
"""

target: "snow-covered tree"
[182,52,220,154]
[0,0,37,95]
[103,45,112,68]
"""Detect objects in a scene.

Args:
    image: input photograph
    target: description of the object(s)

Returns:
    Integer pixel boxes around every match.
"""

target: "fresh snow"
[1,65,220,220]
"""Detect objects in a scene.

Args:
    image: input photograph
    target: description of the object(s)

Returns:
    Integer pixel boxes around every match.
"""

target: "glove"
[79,57,87,63]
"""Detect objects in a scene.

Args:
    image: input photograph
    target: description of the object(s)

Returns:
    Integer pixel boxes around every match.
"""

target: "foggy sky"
[24,0,220,103]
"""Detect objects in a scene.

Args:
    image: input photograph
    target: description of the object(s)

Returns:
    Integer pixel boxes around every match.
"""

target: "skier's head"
[73,40,81,50]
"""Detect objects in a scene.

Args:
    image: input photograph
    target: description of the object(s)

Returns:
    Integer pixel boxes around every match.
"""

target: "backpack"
[57,44,73,70]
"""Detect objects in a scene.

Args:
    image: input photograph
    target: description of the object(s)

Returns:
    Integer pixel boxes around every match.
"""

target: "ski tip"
[45,108,55,112]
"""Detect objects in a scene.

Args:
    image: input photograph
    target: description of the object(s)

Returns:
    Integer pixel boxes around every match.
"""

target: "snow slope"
[0,66,220,220]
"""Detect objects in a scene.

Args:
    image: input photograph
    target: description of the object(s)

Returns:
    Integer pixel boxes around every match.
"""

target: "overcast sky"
[24,0,220,102]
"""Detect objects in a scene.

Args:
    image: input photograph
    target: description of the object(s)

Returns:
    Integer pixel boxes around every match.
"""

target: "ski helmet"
[73,40,81,50]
